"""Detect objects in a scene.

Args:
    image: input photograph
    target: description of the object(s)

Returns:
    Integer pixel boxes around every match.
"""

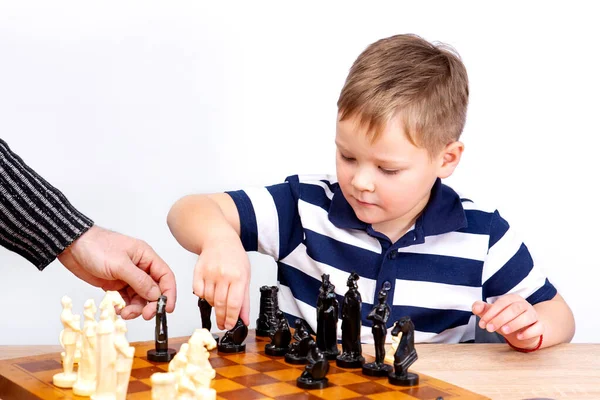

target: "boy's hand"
[472,294,544,350]
[192,233,251,331]
[58,225,177,320]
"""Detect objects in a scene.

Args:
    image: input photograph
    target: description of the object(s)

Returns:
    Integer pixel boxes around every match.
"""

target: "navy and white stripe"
[0,139,93,270]
[228,174,556,343]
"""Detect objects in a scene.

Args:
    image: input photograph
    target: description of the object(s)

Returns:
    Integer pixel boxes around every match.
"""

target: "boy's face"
[335,113,459,240]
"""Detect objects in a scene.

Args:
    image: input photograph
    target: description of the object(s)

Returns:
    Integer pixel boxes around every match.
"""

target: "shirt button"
[388,252,398,260]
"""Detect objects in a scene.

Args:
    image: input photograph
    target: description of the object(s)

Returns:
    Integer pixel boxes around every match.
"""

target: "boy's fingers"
[238,285,250,327]
[214,283,229,330]
[478,295,516,328]
[203,282,215,310]
[472,301,490,316]
[499,307,537,335]
[517,320,544,341]
[226,281,245,330]
[487,301,529,333]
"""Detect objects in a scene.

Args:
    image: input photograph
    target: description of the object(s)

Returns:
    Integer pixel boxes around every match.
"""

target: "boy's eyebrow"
[335,140,409,166]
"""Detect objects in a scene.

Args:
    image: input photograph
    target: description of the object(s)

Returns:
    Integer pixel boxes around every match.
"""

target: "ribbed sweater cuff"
[0,139,94,270]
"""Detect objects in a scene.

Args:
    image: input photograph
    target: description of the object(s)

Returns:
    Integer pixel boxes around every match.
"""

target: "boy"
[168,34,575,350]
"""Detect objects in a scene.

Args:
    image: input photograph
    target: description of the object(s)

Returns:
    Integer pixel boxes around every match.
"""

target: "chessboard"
[0,330,489,400]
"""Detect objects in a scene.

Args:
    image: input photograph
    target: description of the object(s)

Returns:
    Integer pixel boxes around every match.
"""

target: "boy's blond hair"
[337,34,469,155]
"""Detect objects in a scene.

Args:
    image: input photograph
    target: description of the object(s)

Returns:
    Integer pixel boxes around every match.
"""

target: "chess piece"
[217,317,248,353]
[296,338,329,389]
[256,285,279,337]
[73,299,98,396]
[285,319,313,364]
[388,317,419,386]
[265,310,291,356]
[151,372,177,400]
[198,298,219,343]
[91,307,118,400]
[316,274,340,360]
[385,330,401,364]
[168,342,189,382]
[336,272,364,368]
[53,296,81,388]
[100,290,126,321]
[187,328,217,367]
[147,295,177,362]
[362,282,393,376]
[114,319,135,400]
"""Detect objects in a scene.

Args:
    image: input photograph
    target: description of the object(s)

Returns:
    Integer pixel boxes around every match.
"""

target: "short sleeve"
[226,175,303,260]
[481,210,557,305]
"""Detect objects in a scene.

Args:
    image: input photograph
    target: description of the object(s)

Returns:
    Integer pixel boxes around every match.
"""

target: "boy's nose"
[351,169,375,192]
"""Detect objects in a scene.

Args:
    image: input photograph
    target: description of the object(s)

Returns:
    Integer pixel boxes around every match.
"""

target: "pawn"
[265,310,291,356]
[147,295,177,362]
[296,339,329,389]
[218,318,248,353]
[53,296,81,388]
[388,317,419,386]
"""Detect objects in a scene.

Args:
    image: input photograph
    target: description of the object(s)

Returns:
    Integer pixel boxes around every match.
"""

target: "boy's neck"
[372,192,431,243]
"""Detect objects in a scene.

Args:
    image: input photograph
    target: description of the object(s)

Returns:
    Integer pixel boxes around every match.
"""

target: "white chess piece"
[182,329,217,399]
[151,372,177,400]
[100,291,126,321]
[73,299,98,396]
[114,319,135,400]
[187,329,217,368]
[91,306,118,400]
[53,296,81,388]
[169,342,189,386]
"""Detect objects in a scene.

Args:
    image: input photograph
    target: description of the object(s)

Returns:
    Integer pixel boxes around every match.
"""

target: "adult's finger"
[112,258,161,301]
[140,245,177,312]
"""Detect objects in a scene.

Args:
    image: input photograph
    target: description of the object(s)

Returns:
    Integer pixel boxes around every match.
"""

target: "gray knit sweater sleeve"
[0,139,94,270]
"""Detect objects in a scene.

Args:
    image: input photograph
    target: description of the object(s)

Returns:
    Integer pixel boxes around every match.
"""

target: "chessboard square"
[210,357,239,368]
[312,386,363,399]
[127,380,151,394]
[246,360,292,373]
[231,372,280,387]
[131,357,153,369]
[400,386,453,400]
[218,387,272,400]
[344,381,391,395]
[275,394,326,400]
[252,381,304,397]
[265,367,303,381]
[327,372,370,386]
[129,365,169,380]
[16,359,62,373]
[223,352,272,364]
[244,342,262,352]
[367,392,416,400]
[325,364,347,375]
[211,378,246,392]
[215,365,260,379]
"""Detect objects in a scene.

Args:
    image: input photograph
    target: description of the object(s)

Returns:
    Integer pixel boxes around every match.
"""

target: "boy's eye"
[379,167,399,175]
[340,153,355,162]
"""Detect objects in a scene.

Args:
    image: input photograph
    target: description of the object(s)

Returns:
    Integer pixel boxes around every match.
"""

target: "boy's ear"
[437,141,464,179]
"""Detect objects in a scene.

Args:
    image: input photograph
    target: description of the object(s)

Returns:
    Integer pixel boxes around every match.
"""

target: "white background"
[0,1,598,344]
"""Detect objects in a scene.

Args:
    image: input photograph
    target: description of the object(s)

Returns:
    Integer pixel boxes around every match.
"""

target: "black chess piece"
[388,316,419,386]
[285,319,313,364]
[296,338,330,389]
[256,285,279,337]
[218,317,248,353]
[362,282,393,376]
[316,274,340,360]
[147,295,177,362]
[198,298,219,343]
[265,310,292,356]
[336,272,364,368]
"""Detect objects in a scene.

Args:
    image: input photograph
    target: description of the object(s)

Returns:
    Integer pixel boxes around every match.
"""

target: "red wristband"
[507,334,543,353]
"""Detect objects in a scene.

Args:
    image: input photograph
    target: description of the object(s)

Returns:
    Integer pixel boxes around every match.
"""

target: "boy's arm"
[473,292,575,350]
[167,193,250,330]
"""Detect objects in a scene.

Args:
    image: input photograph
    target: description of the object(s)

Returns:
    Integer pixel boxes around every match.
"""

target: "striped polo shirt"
[227,174,556,343]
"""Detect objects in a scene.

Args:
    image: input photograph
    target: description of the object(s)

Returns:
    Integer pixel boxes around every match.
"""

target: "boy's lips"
[355,198,376,207]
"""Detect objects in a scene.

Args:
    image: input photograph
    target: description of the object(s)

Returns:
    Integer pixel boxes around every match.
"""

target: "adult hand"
[57,225,177,320]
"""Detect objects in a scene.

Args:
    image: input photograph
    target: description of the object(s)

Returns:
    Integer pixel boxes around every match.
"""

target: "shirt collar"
[328,178,467,240]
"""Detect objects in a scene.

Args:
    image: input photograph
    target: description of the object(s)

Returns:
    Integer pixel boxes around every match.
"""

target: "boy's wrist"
[506,335,543,352]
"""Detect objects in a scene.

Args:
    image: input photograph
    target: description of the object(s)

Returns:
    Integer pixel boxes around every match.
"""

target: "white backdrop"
[0,1,598,344]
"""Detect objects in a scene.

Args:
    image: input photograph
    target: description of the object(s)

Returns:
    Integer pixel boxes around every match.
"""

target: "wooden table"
[1,342,598,400]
